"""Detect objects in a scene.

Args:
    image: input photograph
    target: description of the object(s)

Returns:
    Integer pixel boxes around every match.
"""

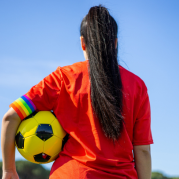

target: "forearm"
[134,145,152,179]
[1,108,21,171]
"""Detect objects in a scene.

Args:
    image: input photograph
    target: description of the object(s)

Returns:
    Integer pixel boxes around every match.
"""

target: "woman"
[1,5,153,179]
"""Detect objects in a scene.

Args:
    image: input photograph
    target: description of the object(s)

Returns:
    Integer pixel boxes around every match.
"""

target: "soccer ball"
[15,111,66,164]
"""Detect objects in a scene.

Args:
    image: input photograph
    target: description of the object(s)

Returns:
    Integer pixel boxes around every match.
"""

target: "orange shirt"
[10,60,153,178]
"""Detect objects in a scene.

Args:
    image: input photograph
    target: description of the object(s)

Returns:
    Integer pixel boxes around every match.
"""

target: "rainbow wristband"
[9,95,36,120]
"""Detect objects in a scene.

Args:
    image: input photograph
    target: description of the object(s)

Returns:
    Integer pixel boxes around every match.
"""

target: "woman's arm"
[1,108,21,179]
[133,145,152,179]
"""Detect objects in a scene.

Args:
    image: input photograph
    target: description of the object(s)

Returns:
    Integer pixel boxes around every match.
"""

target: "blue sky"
[0,0,179,177]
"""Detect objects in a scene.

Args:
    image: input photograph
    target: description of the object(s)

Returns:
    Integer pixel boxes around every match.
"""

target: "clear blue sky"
[0,0,179,177]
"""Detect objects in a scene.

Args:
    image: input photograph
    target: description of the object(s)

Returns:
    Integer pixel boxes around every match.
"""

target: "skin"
[1,108,21,179]
[1,37,152,179]
[80,36,118,60]
[133,145,152,179]
[80,36,88,60]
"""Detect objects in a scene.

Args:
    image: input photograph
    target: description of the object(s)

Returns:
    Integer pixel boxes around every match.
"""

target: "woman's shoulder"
[119,65,147,92]
[52,61,87,83]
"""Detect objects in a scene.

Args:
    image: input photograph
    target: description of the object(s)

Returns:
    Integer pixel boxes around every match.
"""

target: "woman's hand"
[2,170,19,179]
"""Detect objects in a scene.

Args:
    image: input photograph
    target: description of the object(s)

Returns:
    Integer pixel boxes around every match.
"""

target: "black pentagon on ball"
[15,132,24,149]
[36,124,53,141]
[34,153,51,163]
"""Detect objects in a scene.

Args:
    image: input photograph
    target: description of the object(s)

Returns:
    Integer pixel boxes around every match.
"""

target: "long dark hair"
[80,5,123,141]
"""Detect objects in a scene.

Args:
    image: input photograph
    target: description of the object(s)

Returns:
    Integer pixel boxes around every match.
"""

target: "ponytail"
[80,5,123,141]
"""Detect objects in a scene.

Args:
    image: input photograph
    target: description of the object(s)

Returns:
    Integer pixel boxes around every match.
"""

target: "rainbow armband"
[9,95,36,120]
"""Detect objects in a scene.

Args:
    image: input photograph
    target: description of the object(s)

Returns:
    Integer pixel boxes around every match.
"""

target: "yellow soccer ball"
[15,111,66,164]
